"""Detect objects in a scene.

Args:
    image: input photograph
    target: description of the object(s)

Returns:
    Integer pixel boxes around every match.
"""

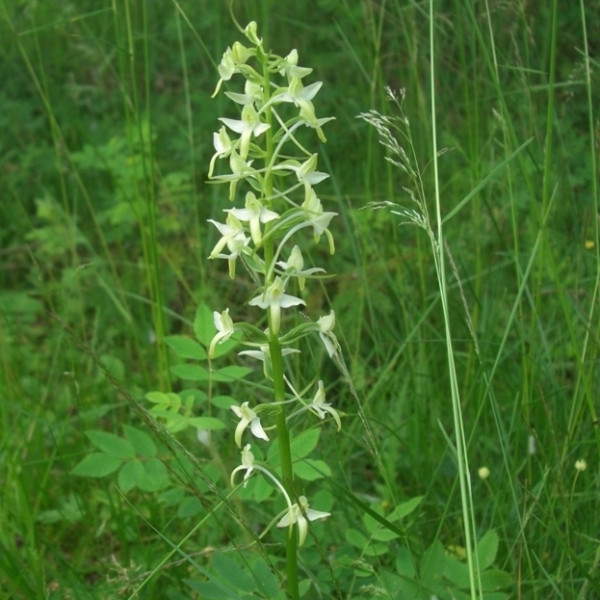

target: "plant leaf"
[388,496,424,521]
[188,417,226,430]
[291,428,320,460]
[72,453,121,477]
[171,364,210,381]
[165,335,207,360]
[123,425,157,458]
[294,458,331,481]
[137,458,171,492]
[193,304,216,347]
[211,365,252,382]
[118,460,144,493]
[86,430,135,460]
[477,528,499,571]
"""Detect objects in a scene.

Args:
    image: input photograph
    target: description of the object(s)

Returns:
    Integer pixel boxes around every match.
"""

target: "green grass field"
[1,1,599,598]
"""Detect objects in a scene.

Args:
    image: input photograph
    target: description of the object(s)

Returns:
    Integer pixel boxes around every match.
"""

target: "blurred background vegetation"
[1,0,599,598]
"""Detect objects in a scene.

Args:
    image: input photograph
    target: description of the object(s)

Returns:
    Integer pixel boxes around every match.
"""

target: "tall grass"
[0,0,598,598]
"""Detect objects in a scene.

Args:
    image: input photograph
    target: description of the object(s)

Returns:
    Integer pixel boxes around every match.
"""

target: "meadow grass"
[0,0,598,598]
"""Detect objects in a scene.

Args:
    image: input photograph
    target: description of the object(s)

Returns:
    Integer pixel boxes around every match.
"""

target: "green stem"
[260,45,299,600]
[270,334,299,600]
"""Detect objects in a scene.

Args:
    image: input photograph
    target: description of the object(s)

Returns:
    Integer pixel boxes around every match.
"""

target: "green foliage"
[185,553,286,600]
[2,0,599,598]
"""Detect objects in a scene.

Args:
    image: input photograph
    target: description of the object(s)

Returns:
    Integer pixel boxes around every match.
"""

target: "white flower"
[231,402,269,448]
[243,21,262,46]
[477,466,490,480]
[208,308,235,358]
[230,444,256,487]
[276,495,330,546]
[239,344,300,379]
[249,277,305,335]
[225,79,262,106]
[575,459,587,472]
[276,245,324,291]
[317,310,340,358]
[207,213,250,278]
[208,127,234,179]
[274,154,328,189]
[212,41,253,97]
[302,188,337,253]
[228,192,279,246]
[308,380,341,430]
[220,103,270,160]
[277,49,313,80]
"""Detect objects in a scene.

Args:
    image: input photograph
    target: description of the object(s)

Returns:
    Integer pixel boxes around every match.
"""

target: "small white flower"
[302,188,337,253]
[276,495,330,546]
[249,277,305,335]
[208,126,235,179]
[317,310,340,358]
[273,76,324,134]
[231,402,269,448]
[243,21,262,46]
[230,444,256,486]
[196,429,211,447]
[207,213,250,278]
[220,103,270,160]
[228,192,279,246]
[239,344,300,379]
[278,49,313,79]
[208,308,235,358]
[477,466,490,480]
[308,380,341,431]
[276,245,324,291]
[225,79,263,106]
[275,154,329,189]
[575,459,587,472]
[212,42,254,97]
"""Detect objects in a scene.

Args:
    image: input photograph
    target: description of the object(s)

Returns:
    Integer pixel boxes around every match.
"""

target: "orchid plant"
[207,20,341,599]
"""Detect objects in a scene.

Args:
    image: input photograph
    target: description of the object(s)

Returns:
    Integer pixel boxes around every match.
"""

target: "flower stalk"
[207,20,341,600]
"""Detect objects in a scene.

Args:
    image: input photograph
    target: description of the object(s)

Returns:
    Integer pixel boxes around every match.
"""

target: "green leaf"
[211,365,252,382]
[193,304,216,347]
[364,541,389,557]
[185,580,235,600]
[188,417,226,430]
[420,540,446,590]
[249,556,285,598]
[165,335,207,360]
[291,428,320,460]
[138,458,171,492]
[177,496,204,518]
[395,546,417,579]
[388,496,424,521]
[479,569,512,591]
[212,394,236,409]
[443,553,470,589]
[212,553,254,593]
[294,458,331,481]
[86,430,135,459]
[118,460,144,493]
[159,487,185,507]
[123,425,156,458]
[370,526,400,542]
[171,364,210,381]
[345,527,368,549]
[145,391,180,407]
[72,453,122,477]
[211,334,241,358]
[477,529,499,571]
